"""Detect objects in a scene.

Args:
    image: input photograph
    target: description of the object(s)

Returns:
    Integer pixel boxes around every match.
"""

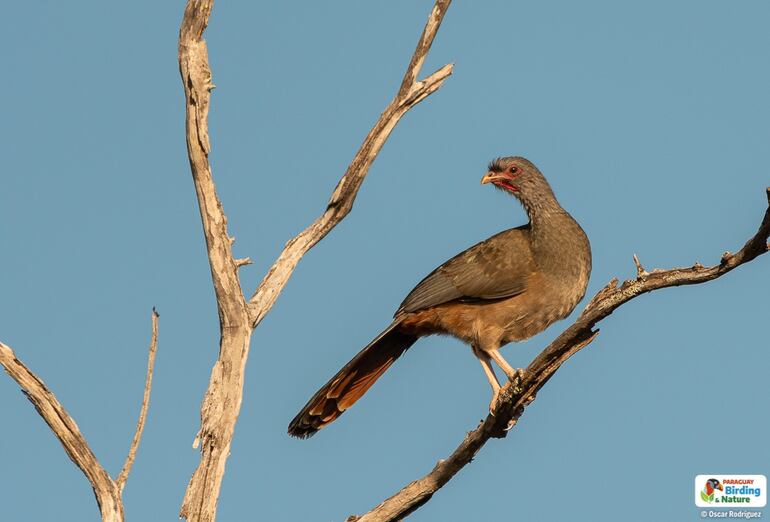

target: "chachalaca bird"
[288,156,591,438]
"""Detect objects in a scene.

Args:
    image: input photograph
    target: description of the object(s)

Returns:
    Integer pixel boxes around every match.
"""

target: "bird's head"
[481,156,556,210]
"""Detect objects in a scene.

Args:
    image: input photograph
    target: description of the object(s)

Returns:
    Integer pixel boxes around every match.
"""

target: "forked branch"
[177,1,453,521]
[0,309,161,522]
[349,188,770,522]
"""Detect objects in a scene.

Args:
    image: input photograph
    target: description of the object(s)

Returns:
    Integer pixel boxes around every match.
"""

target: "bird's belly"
[497,291,580,344]
[399,296,556,347]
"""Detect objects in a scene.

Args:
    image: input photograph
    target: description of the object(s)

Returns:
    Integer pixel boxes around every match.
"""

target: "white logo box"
[694,475,766,508]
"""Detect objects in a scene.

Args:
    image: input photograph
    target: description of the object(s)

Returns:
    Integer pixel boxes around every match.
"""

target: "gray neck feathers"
[524,192,590,280]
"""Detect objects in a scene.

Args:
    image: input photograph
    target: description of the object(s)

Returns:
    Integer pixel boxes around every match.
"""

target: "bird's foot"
[508,367,526,383]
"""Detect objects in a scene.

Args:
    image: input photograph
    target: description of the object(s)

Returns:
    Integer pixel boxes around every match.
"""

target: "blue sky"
[1,1,768,521]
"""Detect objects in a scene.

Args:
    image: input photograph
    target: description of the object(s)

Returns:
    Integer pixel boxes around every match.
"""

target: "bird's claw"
[509,368,526,383]
[489,389,501,415]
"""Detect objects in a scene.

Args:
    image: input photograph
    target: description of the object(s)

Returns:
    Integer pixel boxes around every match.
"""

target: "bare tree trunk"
[176,2,453,520]
[0,3,452,521]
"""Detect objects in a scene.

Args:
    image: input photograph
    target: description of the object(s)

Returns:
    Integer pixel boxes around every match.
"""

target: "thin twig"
[350,187,770,522]
[116,308,160,493]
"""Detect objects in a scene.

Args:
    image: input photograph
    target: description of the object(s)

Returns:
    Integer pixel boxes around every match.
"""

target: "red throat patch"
[495,180,518,192]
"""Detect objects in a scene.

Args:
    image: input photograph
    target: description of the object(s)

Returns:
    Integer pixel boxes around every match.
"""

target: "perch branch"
[247,0,454,326]
[117,308,160,492]
[349,187,770,522]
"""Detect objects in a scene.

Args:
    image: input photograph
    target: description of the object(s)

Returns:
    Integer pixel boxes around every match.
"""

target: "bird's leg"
[472,344,501,413]
[489,349,536,410]
[488,348,526,383]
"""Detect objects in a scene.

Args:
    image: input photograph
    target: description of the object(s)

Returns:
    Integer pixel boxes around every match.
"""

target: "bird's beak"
[717,483,724,491]
[481,171,499,185]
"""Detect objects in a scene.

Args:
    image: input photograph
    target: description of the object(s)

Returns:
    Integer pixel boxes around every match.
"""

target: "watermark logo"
[694,475,766,508]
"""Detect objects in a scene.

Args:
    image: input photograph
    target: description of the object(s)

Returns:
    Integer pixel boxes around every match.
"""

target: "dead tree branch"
[0,309,161,522]
[177,1,453,521]
[348,187,770,522]
[247,0,453,326]
[177,3,253,517]
[0,343,123,521]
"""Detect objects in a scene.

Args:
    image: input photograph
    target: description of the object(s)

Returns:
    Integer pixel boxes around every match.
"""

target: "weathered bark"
[177,2,453,521]
[348,188,770,522]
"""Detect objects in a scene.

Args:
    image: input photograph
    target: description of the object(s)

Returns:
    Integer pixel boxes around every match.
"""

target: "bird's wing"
[397,225,536,314]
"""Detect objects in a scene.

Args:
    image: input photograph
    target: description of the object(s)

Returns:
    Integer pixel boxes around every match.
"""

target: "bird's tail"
[288,321,417,438]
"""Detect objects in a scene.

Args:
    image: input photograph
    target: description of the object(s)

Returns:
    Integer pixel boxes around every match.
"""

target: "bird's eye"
[509,166,518,174]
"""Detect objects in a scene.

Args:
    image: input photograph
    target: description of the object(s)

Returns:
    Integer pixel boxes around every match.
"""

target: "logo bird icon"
[701,478,724,503]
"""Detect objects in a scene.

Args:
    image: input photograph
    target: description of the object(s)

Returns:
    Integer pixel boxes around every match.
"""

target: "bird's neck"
[522,195,564,235]
[526,196,589,274]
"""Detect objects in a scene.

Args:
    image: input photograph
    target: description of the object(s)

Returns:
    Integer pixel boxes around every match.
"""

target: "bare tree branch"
[0,308,161,521]
[349,188,770,522]
[177,2,453,521]
[247,0,454,327]
[178,0,247,325]
[0,342,123,521]
[177,4,253,518]
[117,308,160,493]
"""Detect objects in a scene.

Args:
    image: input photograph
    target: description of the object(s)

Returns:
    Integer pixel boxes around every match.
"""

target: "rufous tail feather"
[288,321,417,438]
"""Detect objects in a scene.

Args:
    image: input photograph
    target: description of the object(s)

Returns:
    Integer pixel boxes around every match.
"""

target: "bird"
[288,156,591,438]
